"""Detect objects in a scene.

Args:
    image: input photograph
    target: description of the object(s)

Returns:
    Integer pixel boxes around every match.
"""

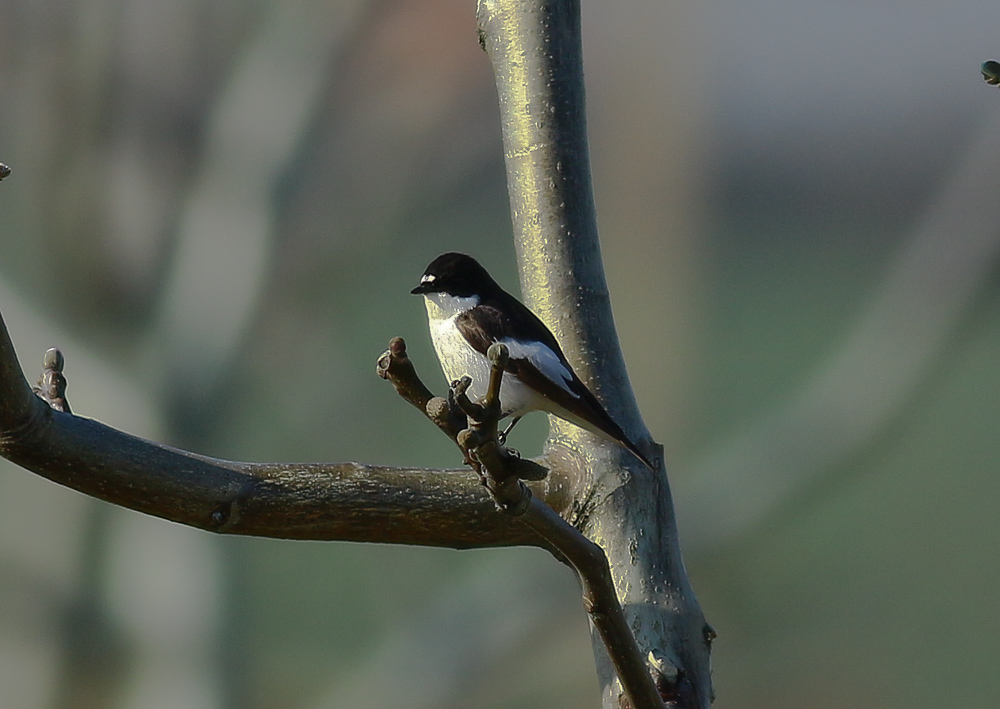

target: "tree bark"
[477,0,713,705]
[0,317,581,548]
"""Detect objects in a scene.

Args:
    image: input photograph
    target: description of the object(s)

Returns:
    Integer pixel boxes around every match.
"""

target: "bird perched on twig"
[412,252,652,468]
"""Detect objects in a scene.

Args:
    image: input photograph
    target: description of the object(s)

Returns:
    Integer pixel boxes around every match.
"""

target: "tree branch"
[462,344,666,709]
[0,311,575,549]
[0,0,714,703]
[518,497,668,709]
[476,1,713,706]
[379,332,666,707]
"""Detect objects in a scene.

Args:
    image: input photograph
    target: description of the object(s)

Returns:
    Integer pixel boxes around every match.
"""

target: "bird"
[411,252,652,468]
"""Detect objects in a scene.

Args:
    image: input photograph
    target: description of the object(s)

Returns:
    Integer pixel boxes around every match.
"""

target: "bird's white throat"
[421,292,479,322]
[419,291,576,419]
[420,292,488,399]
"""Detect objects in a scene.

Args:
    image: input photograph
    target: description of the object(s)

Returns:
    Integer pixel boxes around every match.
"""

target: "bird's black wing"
[454,295,651,467]
[453,290,562,353]
[454,299,586,402]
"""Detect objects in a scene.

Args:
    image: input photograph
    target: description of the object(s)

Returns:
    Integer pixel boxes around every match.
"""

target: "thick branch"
[381,334,665,706]
[456,344,665,709]
[477,0,649,447]
[477,1,713,706]
[0,312,575,549]
[518,498,667,709]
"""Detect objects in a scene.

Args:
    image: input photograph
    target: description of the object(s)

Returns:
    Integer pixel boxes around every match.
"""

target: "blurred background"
[1,0,999,706]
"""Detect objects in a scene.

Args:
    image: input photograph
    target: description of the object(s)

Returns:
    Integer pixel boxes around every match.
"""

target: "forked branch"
[380,338,666,709]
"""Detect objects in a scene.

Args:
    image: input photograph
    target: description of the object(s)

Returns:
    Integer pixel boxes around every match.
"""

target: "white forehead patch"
[421,274,436,283]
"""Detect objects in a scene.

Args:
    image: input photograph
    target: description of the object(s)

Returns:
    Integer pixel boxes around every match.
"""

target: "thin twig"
[389,340,665,709]
[378,337,548,484]
[377,336,465,441]
[31,348,71,413]
[518,498,668,709]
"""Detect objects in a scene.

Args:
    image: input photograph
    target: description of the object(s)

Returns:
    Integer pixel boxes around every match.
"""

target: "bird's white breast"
[421,292,548,417]
[422,292,486,388]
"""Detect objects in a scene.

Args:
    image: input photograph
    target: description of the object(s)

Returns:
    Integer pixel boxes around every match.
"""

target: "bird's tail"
[552,405,655,469]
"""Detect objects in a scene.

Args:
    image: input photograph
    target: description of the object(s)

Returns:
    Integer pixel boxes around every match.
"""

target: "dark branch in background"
[476,0,713,706]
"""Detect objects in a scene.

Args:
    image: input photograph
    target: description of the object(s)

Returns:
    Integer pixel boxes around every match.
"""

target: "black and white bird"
[411,252,652,468]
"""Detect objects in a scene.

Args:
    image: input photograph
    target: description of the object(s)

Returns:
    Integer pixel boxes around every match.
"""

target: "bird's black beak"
[410,283,430,295]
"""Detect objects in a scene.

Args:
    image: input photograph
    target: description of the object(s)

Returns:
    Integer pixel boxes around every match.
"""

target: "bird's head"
[411,252,499,298]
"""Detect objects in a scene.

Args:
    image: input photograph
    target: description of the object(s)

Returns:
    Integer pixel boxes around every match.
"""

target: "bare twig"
[983,60,1000,86]
[31,347,71,413]
[377,337,548,485]
[475,344,666,709]
[381,335,664,707]
[377,336,465,441]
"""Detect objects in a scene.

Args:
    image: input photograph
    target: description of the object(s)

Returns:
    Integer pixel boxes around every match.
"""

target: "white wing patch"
[502,338,578,397]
